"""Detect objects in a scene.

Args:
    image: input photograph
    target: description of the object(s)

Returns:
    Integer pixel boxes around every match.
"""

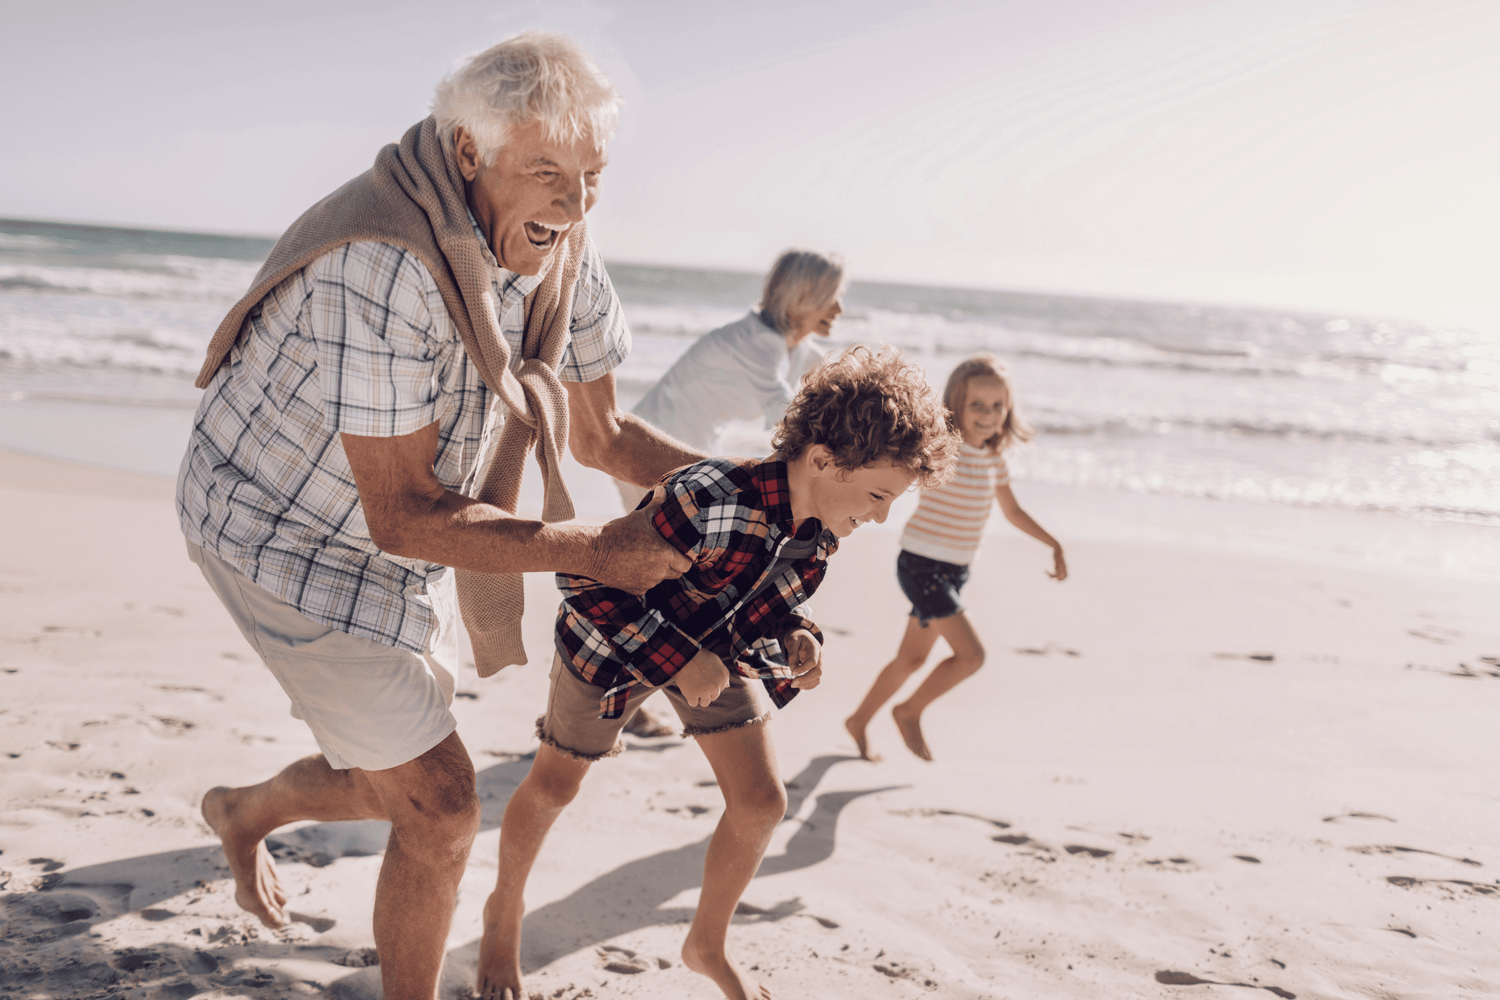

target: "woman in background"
[627,247,846,466]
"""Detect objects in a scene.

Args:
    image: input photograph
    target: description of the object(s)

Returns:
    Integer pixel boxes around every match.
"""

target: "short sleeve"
[306,242,454,437]
[556,236,630,383]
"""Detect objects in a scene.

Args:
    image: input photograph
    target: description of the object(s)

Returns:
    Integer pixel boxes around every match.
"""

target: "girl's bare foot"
[200,786,288,927]
[890,704,933,761]
[843,716,881,762]
[475,892,526,1000]
[682,933,774,1000]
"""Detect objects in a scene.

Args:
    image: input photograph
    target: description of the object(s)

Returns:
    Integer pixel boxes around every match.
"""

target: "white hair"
[759,249,846,334]
[431,32,621,163]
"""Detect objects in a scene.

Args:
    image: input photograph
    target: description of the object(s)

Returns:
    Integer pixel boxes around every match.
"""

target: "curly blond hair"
[773,345,959,488]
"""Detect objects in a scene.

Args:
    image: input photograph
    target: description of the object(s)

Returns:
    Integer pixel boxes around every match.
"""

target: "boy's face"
[798,447,917,537]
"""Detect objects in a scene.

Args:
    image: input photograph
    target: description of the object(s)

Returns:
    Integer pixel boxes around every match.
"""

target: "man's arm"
[564,373,705,488]
[341,423,689,594]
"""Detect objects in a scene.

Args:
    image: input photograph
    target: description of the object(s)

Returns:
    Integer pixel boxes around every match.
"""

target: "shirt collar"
[466,205,546,300]
[750,459,798,528]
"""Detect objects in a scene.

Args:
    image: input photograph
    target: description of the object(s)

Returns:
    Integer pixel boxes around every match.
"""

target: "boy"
[476,345,959,1000]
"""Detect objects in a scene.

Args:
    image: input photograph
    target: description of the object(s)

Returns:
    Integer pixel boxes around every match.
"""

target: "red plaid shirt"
[555,457,836,718]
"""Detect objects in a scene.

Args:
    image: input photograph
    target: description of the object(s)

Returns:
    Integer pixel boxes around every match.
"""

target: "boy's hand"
[1049,546,1068,582]
[676,647,730,707]
[589,487,693,594]
[784,629,823,690]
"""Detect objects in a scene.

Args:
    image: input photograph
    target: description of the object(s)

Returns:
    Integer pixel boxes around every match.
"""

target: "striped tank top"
[898,442,1009,566]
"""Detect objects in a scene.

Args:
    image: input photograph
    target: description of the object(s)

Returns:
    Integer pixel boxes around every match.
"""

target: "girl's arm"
[996,482,1067,581]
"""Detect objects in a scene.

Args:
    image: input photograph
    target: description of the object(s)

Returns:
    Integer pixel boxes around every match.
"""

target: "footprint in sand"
[1407,625,1462,644]
[1386,875,1498,896]
[1212,652,1276,662]
[1322,811,1396,824]
[597,943,665,974]
[933,808,1012,830]
[1156,969,1295,998]
[1444,662,1500,679]
[1348,844,1481,866]
[1064,845,1114,859]
[153,684,224,701]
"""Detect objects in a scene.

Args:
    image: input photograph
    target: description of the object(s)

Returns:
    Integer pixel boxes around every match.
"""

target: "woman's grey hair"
[758,249,847,335]
[431,32,621,163]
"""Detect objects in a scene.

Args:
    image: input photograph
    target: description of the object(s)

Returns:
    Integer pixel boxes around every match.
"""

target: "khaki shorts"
[539,655,769,761]
[188,540,457,772]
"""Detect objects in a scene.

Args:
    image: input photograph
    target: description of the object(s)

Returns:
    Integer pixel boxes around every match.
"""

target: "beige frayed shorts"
[538,655,768,761]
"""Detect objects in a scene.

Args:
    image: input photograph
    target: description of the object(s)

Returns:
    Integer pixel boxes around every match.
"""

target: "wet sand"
[2,448,1498,998]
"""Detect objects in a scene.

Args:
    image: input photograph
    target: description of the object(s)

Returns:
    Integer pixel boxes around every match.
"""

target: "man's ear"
[453,127,481,182]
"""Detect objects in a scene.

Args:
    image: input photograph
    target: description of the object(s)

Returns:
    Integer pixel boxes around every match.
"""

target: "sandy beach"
[2,447,1498,999]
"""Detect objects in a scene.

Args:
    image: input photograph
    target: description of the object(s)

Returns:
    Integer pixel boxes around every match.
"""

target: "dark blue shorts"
[896,550,969,625]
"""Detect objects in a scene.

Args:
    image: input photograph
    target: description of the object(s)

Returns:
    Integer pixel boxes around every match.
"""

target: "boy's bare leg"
[477,743,592,1000]
[201,753,391,927]
[844,616,941,761]
[891,612,984,761]
[203,731,479,1000]
[682,721,788,1000]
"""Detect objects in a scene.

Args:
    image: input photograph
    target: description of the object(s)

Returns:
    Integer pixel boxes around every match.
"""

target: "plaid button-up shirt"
[555,457,837,718]
[177,217,628,654]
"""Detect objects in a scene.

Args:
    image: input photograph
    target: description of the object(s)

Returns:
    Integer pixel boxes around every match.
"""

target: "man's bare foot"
[475,895,525,1000]
[200,786,287,927]
[682,933,774,1000]
[891,704,932,761]
[843,716,881,762]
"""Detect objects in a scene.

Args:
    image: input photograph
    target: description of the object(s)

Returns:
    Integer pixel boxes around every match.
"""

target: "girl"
[844,353,1067,762]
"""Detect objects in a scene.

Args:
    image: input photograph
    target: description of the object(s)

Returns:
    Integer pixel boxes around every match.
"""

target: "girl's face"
[956,375,1010,447]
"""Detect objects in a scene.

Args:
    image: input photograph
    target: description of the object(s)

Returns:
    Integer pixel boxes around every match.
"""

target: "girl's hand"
[784,629,824,689]
[1049,546,1068,582]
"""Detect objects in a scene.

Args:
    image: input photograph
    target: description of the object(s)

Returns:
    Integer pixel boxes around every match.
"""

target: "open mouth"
[524,220,566,250]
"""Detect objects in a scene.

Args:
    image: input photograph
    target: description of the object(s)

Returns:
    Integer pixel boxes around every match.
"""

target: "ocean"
[3,217,1497,576]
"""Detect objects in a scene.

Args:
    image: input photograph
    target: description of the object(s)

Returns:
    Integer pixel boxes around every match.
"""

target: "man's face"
[455,120,608,275]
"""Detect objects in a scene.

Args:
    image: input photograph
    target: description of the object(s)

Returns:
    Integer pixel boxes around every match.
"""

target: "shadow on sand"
[20,751,897,997]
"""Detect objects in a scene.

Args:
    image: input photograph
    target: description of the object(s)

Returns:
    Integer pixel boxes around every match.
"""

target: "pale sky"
[3,0,1497,327]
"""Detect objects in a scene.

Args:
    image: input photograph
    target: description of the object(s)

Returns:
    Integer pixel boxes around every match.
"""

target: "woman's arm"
[996,482,1067,581]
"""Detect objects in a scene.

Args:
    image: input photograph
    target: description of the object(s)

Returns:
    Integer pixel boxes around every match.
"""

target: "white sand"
[2,448,1498,999]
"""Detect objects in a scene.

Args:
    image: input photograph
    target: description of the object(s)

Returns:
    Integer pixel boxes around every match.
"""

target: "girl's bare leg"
[844,616,941,760]
[891,611,985,761]
[681,722,787,1000]
[476,744,592,1000]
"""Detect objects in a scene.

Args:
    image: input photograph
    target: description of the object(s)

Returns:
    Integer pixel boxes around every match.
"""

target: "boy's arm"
[558,472,717,687]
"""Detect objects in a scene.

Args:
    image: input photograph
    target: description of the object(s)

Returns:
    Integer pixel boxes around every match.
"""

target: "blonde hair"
[758,249,846,335]
[431,32,620,163]
[774,345,959,488]
[943,353,1033,454]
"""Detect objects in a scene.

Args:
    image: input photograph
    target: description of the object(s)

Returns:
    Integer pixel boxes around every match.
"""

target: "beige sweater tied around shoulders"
[194,116,584,676]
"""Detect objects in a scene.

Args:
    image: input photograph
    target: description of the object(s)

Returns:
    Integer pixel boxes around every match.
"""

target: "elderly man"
[176,34,700,1000]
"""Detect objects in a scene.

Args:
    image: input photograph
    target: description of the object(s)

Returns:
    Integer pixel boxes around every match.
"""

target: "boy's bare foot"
[891,704,933,761]
[843,716,881,762]
[475,895,526,1000]
[682,933,774,1000]
[200,786,287,927]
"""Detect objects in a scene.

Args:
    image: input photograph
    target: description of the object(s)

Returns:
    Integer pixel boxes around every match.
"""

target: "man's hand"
[1049,546,1068,582]
[586,487,692,594]
[676,647,730,707]
[784,629,823,690]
